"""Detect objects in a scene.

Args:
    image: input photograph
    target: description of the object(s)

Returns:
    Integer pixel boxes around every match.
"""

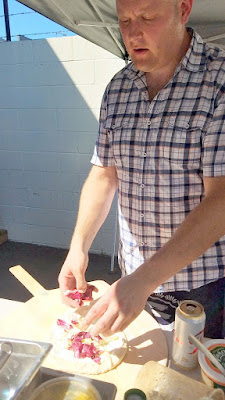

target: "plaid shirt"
[91,29,225,292]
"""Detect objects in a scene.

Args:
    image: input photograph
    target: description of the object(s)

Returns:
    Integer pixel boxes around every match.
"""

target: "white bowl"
[198,339,225,391]
[29,376,102,400]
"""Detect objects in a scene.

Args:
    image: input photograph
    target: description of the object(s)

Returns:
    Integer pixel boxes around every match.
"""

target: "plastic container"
[198,339,225,391]
[28,376,102,400]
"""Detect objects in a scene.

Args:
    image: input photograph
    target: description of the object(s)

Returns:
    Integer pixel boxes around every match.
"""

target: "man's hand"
[58,249,89,307]
[58,165,118,308]
[80,273,150,336]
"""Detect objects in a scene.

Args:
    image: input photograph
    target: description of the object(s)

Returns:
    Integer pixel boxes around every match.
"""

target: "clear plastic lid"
[198,339,225,384]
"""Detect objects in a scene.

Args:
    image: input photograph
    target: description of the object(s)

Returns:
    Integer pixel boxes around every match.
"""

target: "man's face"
[117,0,187,73]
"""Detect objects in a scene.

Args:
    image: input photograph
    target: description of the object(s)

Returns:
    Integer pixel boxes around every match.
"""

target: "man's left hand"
[80,273,150,336]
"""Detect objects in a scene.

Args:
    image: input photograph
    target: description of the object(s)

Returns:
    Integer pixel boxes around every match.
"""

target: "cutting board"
[0,266,168,399]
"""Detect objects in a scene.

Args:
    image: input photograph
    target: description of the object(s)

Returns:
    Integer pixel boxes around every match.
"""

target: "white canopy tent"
[17,0,225,60]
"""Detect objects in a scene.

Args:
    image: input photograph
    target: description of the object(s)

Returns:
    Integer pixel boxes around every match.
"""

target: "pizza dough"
[48,308,128,375]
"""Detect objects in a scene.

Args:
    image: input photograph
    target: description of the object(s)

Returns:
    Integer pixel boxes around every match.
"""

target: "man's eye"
[143,17,153,22]
[119,19,130,25]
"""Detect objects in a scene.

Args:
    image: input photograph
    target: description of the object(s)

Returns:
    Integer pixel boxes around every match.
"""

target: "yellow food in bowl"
[29,377,102,400]
[60,389,98,400]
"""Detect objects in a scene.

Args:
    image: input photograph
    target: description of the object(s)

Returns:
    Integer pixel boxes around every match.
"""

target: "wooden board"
[0,267,168,399]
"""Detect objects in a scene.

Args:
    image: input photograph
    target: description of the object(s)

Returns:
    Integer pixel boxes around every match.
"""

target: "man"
[58,0,225,338]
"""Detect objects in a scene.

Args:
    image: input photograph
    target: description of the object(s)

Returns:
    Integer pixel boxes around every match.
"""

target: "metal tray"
[18,366,117,400]
[0,337,117,400]
[0,337,52,400]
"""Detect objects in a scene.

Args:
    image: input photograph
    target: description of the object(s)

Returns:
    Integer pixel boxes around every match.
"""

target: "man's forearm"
[137,182,225,292]
[70,165,117,254]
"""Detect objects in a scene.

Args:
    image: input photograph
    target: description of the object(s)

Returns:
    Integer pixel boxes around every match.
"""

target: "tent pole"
[205,33,225,42]
[74,21,119,28]
[110,194,118,273]
[49,0,75,26]
[87,0,125,56]
[3,0,11,41]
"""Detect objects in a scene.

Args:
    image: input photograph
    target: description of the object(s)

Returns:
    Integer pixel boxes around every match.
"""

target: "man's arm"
[58,165,117,305]
[83,175,225,336]
[139,175,225,290]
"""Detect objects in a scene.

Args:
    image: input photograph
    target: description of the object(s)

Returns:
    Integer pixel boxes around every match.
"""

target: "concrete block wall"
[0,35,124,254]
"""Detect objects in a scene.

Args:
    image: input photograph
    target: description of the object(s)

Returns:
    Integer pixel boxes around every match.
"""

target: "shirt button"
[141,213,145,218]
[141,183,145,188]
[186,123,190,129]
[141,241,145,246]
[147,119,151,126]
[143,152,147,157]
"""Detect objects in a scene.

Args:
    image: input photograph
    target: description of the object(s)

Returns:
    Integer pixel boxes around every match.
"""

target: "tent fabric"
[17,0,126,59]
[17,0,225,59]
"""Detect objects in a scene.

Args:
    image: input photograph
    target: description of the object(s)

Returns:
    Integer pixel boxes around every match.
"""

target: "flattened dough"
[48,309,128,375]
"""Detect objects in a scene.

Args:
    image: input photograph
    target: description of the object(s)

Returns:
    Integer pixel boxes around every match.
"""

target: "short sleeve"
[91,88,115,167]
[202,91,225,177]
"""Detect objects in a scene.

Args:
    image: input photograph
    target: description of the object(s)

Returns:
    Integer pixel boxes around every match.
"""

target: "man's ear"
[180,0,194,25]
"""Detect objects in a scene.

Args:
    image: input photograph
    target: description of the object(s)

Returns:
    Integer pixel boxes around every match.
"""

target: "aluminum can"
[172,300,206,370]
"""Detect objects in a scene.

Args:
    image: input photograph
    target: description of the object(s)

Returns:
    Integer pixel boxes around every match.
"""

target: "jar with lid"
[124,388,147,400]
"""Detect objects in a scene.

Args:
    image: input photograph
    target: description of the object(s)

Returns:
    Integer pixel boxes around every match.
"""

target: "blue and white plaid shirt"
[91,29,225,292]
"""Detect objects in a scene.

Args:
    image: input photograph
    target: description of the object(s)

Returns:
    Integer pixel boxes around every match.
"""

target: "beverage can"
[172,300,206,370]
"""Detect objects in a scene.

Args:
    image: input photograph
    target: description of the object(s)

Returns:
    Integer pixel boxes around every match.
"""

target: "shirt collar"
[125,28,206,81]
[181,28,206,72]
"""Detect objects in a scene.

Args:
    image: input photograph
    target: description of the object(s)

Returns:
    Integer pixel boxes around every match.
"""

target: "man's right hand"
[58,165,117,308]
[58,249,89,307]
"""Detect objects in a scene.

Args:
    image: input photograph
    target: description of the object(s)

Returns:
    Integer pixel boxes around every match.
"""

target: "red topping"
[92,356,101,364]
[57,319,73,330]
[57,318,78,330]
[68,331,101,364]
[66,285,96,306]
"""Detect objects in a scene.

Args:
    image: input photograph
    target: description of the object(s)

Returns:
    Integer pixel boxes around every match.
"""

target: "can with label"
[172,300,206,370]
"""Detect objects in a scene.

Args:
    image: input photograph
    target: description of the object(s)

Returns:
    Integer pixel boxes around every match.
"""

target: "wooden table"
[0,279,168,400]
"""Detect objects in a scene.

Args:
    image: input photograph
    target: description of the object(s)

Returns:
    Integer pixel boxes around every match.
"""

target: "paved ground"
[0,241,121,302]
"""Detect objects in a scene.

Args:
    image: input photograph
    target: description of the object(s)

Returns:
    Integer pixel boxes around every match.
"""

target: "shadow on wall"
[0,36,123,254]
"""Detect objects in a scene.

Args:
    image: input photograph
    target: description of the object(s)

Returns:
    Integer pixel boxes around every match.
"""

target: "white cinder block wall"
[0,35,124,254]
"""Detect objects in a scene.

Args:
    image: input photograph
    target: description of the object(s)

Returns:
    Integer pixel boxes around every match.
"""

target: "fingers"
[58,270,87,308]
[75,270,87,293]
[58,273,76,307]
[80,300,108,330]
[89,307,119,336]
[110,314,126,333]
[58,269,75,293]
[58,251,89,307]
[80,297,125,336]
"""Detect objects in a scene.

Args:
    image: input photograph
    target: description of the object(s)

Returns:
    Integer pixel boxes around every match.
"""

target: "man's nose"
[128,20,143,40]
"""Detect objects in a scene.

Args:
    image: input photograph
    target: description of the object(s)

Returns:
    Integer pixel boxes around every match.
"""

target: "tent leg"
[110,205,118,273]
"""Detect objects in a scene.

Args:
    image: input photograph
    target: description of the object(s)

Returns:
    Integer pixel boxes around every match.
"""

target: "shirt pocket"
[103,117,143,174]
[162,116,204,169]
